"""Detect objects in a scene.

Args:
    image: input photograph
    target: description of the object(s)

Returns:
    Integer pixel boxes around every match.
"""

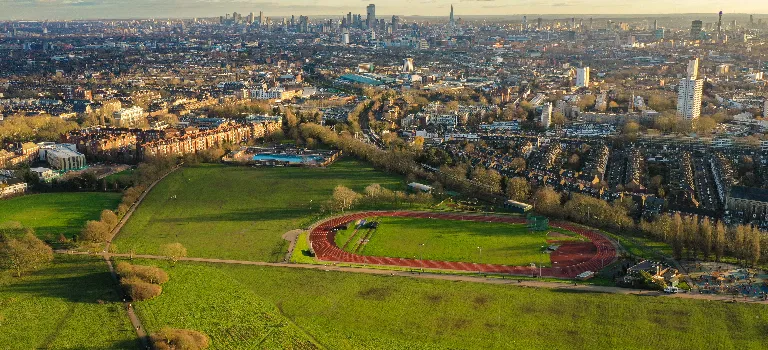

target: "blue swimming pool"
[252,154,325,164]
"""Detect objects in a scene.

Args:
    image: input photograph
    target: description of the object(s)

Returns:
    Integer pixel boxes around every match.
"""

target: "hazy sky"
[2,0,768,20]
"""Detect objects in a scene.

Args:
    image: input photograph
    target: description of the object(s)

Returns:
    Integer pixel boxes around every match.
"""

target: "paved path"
[102,165,180,349]
[56,250,768,305]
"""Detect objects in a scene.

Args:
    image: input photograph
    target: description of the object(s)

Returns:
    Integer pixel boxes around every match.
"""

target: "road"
[57,250,768,305]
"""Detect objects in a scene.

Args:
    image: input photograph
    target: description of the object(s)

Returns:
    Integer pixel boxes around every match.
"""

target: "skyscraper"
[691,20,703,40]
[540,103,553,129]
[450,5,455,27]
[677,59,704,120]
[366,4,376,29]
[717,11,723,43]
[576,67,590,88]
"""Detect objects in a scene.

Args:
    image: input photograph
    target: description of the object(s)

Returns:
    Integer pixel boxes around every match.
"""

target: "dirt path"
[56,250,768,305]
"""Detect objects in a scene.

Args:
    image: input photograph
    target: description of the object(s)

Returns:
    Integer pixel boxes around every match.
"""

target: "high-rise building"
[653,19,658,31]
[522,16,527,30]
[717,11,723,42]
[691,20,703,40]
[677,59,703,120]
[576,67,590,88]
[450,5,455,27]
[347,12,353,27]
[764,98,768,118]
[342,31,350,45]
[403,58,415,73]
[366,4,376,29]
[259,11,264,26]
[540,103,553,129]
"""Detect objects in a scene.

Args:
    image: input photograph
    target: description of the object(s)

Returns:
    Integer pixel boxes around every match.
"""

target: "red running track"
[309,211,617,279]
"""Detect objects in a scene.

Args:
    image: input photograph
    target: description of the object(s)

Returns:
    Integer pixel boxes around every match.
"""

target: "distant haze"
[1,0,768,20]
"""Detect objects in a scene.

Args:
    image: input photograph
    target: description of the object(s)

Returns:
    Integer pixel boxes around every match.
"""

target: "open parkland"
[2,158,768,349]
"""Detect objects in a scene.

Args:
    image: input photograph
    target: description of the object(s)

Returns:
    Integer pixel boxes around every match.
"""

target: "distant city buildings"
[366,4,376,29]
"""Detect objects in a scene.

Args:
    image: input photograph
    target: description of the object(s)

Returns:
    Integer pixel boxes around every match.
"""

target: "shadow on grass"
[551,288,613,295]
[6,257,123,304]
[155,207,311,224]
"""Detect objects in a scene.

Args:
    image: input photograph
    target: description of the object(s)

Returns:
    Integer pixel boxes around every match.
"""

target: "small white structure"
[29,167,59,182]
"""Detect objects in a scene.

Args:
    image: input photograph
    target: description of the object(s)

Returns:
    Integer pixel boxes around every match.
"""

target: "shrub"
[117,262,169,284]
[121,277,162,301]
[151,327,210,350]
[80,220,110,242]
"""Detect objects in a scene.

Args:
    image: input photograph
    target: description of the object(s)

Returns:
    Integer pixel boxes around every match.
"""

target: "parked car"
[664,287,680,294]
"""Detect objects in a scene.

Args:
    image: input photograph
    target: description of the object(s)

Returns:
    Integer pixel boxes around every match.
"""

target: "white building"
[540,103,553,128]
[0,178,27,198]
[677,59,703,120]
[402,58,415,73]
[576,67,590,88]
[43,144,86,171]
[29,167,58,182]
[113,106,146,127]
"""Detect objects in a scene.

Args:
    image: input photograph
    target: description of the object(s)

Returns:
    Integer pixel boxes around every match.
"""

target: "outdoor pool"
[252,153,325,164]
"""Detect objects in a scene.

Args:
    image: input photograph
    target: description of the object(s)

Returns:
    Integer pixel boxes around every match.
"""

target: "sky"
[1,0,768,20]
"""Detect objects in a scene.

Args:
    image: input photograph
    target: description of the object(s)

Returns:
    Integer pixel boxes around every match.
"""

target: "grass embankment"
[133,261,768,350]
[0,255,138,349]
[0,192,122,239]
[334,216,552,266]
[115,159,404,262]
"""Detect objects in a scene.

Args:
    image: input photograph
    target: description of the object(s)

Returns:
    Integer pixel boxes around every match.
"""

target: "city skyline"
[3,0,768,21]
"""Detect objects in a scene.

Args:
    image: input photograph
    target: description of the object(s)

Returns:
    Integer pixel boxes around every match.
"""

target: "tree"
[505,177,531,202]
[160,243,187,266]
[100,210,119,230]
[122,277,163,301]
[532,187,562,218]
[694,116,716,135]
[470,167,502,194]
[509,157,526,172]
[713,221,726,262]
[151,328,210,350]
[671,213,684,260]
[330,185,362,211]
[698,217,712,261]
[748,226,761,266]
[81,220,110,242]
[0,232,54,277]
[683,215,699,259]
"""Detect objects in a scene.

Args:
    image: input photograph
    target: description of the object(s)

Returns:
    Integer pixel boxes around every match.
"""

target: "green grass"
[0,192,122,239]
[291,232,316,264]
[0,255,138,349]
[334,216,552,266]
[130,260,319,349]
[114,159,404,262]
[134,261,768,350]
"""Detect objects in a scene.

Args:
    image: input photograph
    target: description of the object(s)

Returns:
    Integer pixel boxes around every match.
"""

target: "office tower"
[247,13,254,25]
[691,20,703,40]
[259,11,264,26]
[653,19,658,31]
[342,31,350,45]
[576,67,590,88]
[677,59,704,120]
[450,5,455,27]
[750,15,754,25]
[589,17,593,30]
[403,58,415,73]
[366,4,376,29]
[717,11,723,42]
[347,12,352,27]
[655,28,665,40]
[522,16,527,30]
[571,17,575,30]
[540,103,553,129]
[537,17,543,30]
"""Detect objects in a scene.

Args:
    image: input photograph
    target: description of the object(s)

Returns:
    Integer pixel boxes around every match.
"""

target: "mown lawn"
[0,255,138,349]
[131,260,319,349]
[134,261,768,350]
[0,192,122,239]
[335,216,552,266]
[114,159,404,262]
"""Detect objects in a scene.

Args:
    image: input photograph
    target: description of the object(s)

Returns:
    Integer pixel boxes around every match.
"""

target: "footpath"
[57,250,768,305]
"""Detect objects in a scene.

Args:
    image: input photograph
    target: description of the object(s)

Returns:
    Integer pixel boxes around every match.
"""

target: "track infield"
[310,211,617,279]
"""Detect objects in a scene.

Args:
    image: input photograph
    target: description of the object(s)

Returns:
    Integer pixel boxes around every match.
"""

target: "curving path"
[309,211,617,279]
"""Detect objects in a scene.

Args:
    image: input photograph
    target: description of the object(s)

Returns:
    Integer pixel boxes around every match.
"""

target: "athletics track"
[309,211,617,279]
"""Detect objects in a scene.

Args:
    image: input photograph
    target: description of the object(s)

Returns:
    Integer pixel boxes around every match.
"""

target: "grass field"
[0,255,138,349]
[114,159,404,262]
[0,192,122,239]
[133,261,768,350]
[334,216,553,266]
[131,260,319,349]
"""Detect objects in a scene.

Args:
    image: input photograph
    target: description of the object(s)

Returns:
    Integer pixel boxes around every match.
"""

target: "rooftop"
[729,186,768,203]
